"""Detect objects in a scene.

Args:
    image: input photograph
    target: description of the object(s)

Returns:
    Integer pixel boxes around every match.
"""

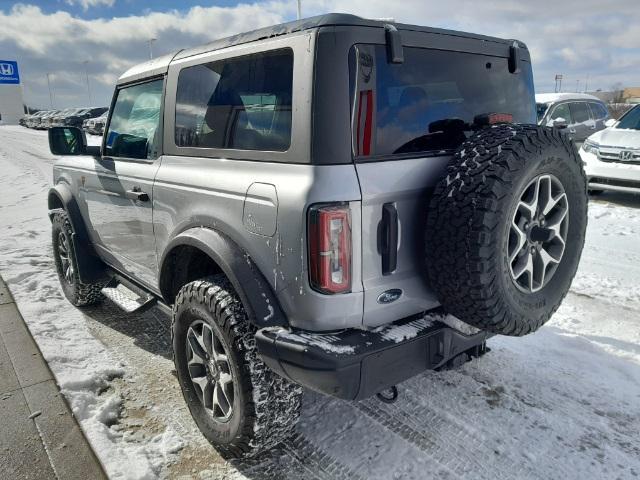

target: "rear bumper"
[256,315,491,400]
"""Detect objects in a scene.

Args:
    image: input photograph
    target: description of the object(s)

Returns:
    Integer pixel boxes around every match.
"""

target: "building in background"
[0,60,24,124]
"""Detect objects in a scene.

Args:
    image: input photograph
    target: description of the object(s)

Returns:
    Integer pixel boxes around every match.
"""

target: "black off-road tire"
[172,275,302,458]
[425,125,587,336]
[51,210,103,306]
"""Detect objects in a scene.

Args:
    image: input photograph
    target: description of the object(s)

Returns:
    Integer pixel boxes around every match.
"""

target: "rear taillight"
[308,204,352,294]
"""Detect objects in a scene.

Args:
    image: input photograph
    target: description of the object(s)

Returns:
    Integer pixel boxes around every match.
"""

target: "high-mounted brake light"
[474,113,514,126]
[308,204,352,294]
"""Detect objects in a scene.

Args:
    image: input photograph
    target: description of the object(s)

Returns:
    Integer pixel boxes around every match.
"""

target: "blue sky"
[0,0,244,19]
[0,1,638,109]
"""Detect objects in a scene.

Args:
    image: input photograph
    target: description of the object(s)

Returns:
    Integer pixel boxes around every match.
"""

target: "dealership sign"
[0,60,20,84]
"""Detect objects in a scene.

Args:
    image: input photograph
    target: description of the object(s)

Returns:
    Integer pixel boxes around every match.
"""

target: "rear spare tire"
[425,125,587,336]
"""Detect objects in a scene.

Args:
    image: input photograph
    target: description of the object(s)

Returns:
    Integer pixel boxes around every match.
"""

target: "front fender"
[159,227,288,328]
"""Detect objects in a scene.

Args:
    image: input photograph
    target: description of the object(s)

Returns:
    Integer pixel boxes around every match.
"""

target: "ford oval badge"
[377,289,402,304]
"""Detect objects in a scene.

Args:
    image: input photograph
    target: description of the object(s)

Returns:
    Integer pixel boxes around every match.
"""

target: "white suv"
[581,104,640,194]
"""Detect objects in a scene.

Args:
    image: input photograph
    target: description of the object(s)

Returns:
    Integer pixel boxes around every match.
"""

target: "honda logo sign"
[0,63,14,76]
[0,60,20,84]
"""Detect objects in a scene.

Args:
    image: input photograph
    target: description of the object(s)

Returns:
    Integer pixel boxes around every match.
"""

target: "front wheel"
[172,275,302,458]
[51,210,103,306]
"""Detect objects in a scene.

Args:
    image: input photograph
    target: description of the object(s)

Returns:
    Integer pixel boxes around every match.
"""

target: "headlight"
[582,140,599,155]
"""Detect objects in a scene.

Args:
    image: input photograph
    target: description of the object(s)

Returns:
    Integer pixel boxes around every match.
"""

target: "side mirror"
[552,118,568,129]
[49,127,100,156]
[604,118,616,128]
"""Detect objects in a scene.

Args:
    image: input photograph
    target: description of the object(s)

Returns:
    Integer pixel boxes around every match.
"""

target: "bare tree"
[608,83,632,119]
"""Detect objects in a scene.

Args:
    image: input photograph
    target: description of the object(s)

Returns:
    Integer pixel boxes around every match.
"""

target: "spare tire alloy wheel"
[508,174,569,293]
[425,125,587,336]
[185,320,235,422]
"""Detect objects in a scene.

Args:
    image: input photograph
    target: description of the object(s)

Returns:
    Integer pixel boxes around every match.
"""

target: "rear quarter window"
[174,49,293,152]
[589,102,609,120]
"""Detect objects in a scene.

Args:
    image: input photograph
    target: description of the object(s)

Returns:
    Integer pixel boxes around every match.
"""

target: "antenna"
[148,38,157,60]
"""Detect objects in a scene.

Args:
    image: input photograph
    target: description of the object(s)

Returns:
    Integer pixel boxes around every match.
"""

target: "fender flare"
[159,227,288,328]
[47,184,106,283]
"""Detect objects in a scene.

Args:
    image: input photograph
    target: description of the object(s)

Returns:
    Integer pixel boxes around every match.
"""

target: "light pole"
[82,60,92,105]
[297,0,301,20]
[46,73,53,109]
[148,38,157,60]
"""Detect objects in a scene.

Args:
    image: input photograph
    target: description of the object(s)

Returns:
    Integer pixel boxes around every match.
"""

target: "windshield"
[350,45,535,157]
[536,102,550,122]
[616,105,640,130]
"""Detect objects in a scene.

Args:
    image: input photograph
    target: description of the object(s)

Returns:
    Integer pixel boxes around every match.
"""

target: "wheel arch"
[159,227,288,328]
[48,184,107,283]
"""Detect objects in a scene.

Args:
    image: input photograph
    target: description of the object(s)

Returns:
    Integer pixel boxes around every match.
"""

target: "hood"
[588,127,640,149]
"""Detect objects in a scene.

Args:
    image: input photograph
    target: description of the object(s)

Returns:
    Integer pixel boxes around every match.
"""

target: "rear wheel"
[425,125,587,336]
[172,275,302,458]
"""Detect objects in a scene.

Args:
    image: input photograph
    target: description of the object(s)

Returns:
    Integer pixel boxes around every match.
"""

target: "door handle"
[381,203,398,275]
[125,186,149,202]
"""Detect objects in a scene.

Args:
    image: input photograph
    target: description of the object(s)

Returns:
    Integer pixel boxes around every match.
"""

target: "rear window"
[175,49,293,152]
[350,45,535,158]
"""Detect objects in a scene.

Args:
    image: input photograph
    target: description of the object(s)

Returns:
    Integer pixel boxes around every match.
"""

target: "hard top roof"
[535,92,602,104]
[119,13,525,85]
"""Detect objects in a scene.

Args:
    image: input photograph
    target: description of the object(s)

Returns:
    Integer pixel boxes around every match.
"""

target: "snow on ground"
[0,125,639,479]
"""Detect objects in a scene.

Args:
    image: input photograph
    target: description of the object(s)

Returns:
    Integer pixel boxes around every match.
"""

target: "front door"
[84,78,164,287]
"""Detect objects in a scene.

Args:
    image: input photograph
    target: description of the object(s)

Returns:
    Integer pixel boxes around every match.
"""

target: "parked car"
[21,111,35,127]
[50,108,83,128]
[536,93,611,145]
[65,107,108,128]
[46,14,587,458]
[580,103,640,194]
[26,110,50,129]
[36,110,61,129]
[82,111,108,135]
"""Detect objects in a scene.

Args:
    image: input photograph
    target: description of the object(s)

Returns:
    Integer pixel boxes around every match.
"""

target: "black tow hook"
[376,386,398,404]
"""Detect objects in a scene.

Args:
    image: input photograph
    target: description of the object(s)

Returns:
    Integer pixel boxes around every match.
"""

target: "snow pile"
[0,126,184,479]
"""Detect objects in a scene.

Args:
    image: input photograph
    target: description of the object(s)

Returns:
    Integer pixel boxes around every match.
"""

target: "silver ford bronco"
[47,14,587,457]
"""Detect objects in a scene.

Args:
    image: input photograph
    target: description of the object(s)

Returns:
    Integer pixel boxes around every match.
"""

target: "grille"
[598,147,640,164]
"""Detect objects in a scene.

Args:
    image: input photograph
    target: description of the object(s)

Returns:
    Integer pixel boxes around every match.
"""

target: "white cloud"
[0,3,291,108]
[65,0,116,10]
[0,1,638,109]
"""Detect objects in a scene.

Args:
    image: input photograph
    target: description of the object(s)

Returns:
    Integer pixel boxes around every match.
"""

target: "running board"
[101,277,155,313]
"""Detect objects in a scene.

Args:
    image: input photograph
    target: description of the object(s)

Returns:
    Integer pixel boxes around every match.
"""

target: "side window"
[175,49,293,152]
[589,102,608,120]
[549,103,572,124]
[105,79,163,160]
[569,102,591,124]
